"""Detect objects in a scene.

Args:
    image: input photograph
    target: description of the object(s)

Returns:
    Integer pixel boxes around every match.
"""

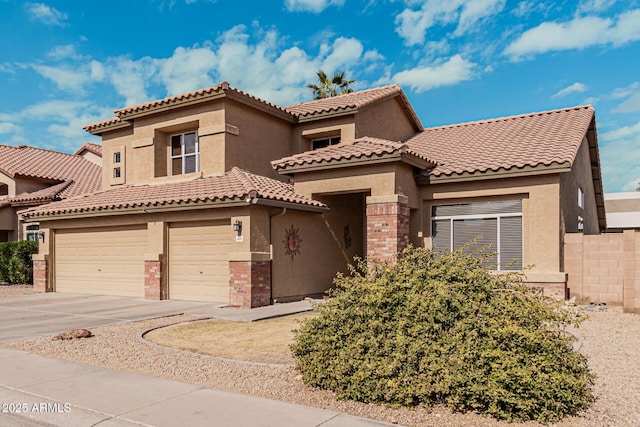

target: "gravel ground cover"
[1,286,638,426]
[0,284,33,297]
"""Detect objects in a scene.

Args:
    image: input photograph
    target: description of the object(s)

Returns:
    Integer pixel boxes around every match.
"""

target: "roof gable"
[407,105,595,179]
[273,137,436,173]
[285,84,423,129]
[0,144,102,200]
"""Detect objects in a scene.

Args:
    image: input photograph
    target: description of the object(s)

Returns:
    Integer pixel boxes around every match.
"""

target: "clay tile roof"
[9,181,73,205]
[73,142,102,156]
[82,117,127,133]
[21,168,326,219]
[0,144,102,200]
[407,105,595,178]
[285,84,403,118]
[272,137,437,171]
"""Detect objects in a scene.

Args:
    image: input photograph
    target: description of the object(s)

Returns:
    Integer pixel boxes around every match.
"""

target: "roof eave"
[84,120,132,136]
[296,107,358,123]
[420,163,573,185]
[274,152,410,174]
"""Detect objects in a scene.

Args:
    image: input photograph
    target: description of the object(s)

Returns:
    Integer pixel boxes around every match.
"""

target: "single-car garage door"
[55,225,146,297]
[168,221,231,303]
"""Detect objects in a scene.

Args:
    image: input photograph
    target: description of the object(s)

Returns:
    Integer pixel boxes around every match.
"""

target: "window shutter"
[432,219,451,252]
[453,218,497,267]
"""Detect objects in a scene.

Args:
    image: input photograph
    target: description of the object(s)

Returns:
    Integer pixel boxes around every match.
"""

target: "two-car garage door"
[54,221,231,303]
[55,225,146,297]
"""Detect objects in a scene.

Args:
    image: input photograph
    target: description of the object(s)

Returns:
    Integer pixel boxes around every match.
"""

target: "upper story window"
[312,136,340,150]
[113,151,122,179]
[578,187,584,209]
[0,184,8,196]
[171,131,199,175]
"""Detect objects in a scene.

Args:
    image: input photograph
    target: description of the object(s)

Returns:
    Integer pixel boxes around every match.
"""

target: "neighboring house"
[604,192,640,232]
[22,82,605,307]
[0,144,102,242]
[74,142,103,165]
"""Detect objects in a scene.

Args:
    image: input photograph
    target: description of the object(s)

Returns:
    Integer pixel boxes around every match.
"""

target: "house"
[0,144,102,242]
[604,192,640,232]
[74,142,103,165]
[22,82,605,307]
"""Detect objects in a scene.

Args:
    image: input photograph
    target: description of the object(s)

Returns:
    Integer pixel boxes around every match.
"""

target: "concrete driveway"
[0,293,218,343]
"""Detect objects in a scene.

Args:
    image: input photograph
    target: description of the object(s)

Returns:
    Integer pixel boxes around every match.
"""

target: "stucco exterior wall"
[355,97,418,141]
[292,116,356,153]
[271,193,364,301]
[559,137,599,235]
[100,102,228,188]
[421,174,563,280]
[224,100,292,180]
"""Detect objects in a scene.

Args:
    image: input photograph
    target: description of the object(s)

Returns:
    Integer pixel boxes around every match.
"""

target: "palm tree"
[307,70,355,99]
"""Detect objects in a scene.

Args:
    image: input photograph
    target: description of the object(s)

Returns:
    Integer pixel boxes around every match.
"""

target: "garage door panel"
[55,226,146,297]
[169,221,230,303]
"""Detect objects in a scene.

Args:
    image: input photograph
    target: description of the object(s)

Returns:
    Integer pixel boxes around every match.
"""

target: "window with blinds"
[431,200,523,270]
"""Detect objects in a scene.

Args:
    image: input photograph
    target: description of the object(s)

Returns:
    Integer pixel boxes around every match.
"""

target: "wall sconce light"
[37,231,45,243]
[233,220,242,232]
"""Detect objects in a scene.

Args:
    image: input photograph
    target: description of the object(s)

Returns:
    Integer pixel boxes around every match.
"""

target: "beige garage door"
[55,225,146,297]
[168,221,231,303]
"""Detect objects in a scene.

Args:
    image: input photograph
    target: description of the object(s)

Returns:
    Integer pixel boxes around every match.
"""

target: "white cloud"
[284,0,345,13]
[105,56,159,106]
[25,2,68,26]
[0,122,22,135]
[600,121,640,192]
[321,37,364,72]
[504,9,640,60]
[47,45,81,61]
[552,82,587,99]
[392,54,475,92]
[31,64,94,94]
[395,0,506,46]
[158,46,217,95]
[610,82,640,99]
[577,0,617,14]
[612,92,640,113]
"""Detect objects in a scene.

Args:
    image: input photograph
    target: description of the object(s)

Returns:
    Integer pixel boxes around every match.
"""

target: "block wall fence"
[564,230,640,313]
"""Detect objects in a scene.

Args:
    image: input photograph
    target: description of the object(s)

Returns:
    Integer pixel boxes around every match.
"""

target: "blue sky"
[1,0,639,192]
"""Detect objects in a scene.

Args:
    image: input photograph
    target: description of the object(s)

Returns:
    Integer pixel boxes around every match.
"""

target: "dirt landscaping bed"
[0,284,33,297]
[2,294,639,426]
[143,312,315,365]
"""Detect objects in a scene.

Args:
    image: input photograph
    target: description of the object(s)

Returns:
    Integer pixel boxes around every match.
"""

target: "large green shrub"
[0,241,38,284]
[291,246,594,423]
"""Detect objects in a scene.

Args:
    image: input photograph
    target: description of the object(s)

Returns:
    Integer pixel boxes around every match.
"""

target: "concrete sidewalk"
[0,348,399,427]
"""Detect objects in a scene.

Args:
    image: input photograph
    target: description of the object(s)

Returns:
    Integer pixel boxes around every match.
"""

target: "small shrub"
[0,241,38,284]
[291,246,594,424]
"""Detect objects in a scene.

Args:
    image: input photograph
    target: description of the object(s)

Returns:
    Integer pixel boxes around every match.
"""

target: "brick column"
[144,258,163,300]
[33,257,49,293]
[366,194,410,263]
[229,260,271,308]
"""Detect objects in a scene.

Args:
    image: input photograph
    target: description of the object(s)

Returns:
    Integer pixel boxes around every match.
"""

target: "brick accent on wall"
[144,260,163,300]
[564,230,640,313]
[229,260,271,308]
[366,196,410,263]
[33,259,48,293]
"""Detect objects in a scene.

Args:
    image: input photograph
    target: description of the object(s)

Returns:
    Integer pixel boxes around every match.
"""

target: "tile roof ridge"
[0,143,88,160]
[424,104,594,131]
[114,82,229,117]
[229,167,258,198]
[285,84,401,109]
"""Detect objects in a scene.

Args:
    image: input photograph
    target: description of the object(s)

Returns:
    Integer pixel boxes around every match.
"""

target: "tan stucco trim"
[228,251,271,262]
[131,138,153,148]
[424,163,572,184]
[525,272,568,283]
[199,124,240,137]
[366,194,408,205]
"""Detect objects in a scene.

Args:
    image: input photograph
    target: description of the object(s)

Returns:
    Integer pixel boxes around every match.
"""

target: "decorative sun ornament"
[283,224,302,260]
